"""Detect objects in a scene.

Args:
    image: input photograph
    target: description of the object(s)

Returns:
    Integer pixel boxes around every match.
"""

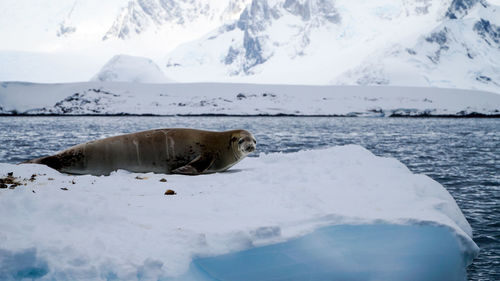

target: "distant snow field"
[0,145,479,280]
[0,82,499,116]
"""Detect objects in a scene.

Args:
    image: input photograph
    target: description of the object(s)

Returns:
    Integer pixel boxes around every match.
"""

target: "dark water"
[0,116,498,280]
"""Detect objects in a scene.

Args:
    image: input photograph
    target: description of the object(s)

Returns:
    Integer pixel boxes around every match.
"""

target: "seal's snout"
[245,144,256,153]
[238,135,256,154]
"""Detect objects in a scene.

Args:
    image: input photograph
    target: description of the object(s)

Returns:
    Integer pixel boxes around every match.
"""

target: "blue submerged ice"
[177,224,467,281]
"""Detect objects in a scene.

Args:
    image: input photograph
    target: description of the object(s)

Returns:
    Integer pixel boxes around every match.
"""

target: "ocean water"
[0,116,498,280]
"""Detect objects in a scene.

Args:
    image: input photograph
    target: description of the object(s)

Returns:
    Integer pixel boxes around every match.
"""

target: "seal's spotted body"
[26,129,256,176]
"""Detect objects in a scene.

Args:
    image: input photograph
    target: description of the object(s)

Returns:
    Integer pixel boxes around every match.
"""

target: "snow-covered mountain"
[334,0,500,92]
[0,0,249,83]
[0,0,248,52]
[103,0,250,41]
[91,55,172,83]
[0,0,499,94]
[163,0,500,93]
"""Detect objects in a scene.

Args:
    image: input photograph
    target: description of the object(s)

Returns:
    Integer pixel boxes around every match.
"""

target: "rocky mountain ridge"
[102,0,251,40]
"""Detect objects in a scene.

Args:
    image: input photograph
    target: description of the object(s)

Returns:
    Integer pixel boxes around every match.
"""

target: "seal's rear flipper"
[21,157,44,164]
[172,155,215,175]
[22,155,62,171]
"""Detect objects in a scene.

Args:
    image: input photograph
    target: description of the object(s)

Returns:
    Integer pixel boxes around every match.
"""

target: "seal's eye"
[238,139,245,144]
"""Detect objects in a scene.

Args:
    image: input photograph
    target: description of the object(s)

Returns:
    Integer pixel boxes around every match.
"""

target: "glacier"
[0,145,479,280]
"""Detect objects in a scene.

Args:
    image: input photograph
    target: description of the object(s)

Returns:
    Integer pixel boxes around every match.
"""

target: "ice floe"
[0,145,478,280]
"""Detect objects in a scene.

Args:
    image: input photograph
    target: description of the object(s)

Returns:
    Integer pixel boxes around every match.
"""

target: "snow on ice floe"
[0,81,499,116]
[0,145,478,280]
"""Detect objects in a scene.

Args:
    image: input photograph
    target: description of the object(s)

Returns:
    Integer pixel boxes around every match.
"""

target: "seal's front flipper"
[172,155,215,175]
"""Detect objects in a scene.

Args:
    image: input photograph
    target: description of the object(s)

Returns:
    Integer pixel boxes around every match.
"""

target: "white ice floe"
[0,145,478,280]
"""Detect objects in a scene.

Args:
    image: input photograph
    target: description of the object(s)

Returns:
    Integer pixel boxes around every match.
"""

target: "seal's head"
[230,130,257,157]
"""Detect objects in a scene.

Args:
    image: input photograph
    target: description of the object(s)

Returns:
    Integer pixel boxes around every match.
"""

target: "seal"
[25,128,256,176]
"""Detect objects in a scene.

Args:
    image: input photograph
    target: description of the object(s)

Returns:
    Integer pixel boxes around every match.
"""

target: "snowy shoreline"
[2,113,500,118]
[1,81,500,117]
[0,145,479,279]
